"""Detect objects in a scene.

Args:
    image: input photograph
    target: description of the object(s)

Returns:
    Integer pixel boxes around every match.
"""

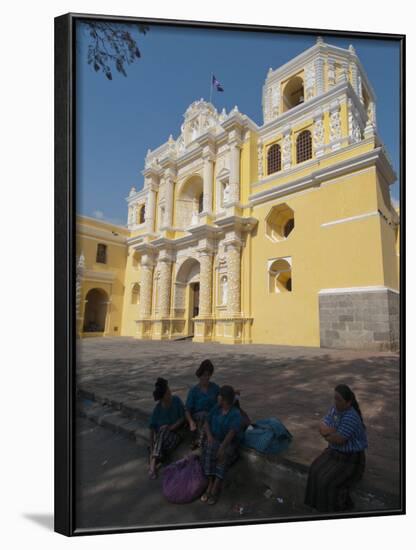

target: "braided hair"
[335,384,365,427]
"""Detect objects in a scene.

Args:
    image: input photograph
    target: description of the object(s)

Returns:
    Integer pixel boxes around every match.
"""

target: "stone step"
[76,390,398,512]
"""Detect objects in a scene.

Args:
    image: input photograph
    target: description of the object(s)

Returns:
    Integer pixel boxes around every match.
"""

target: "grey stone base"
[319,288,399,351]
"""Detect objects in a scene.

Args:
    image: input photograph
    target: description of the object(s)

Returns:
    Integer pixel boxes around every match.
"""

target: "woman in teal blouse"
[148,378,185,479]
[185,359,220,449]
[200,385,242,505]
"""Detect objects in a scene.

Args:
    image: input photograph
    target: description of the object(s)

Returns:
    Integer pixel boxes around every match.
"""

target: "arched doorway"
[174,258,200,336]
[83,288,109,333]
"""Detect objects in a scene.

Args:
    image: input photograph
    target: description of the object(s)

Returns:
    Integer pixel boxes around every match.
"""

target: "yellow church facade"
[76,38,400,351]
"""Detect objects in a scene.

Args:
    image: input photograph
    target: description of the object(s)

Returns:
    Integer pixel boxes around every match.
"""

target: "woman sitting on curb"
[185,359,220,449]
[148,377,185,479]
[200,385,242,505]
[304,383,368,512]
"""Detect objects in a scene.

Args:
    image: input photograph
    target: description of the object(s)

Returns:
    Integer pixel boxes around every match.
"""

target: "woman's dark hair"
[219,385,235,406]
[196,359,214,378]
[153,377,168,401]
[335,384,364,425]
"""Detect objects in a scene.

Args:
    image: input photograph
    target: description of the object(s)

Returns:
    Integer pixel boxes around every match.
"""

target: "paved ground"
[76,415,390,531]
[76,337,402,504]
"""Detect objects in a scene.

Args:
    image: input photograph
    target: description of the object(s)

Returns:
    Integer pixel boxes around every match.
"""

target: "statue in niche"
[223,182,230,205]
[220,275,228,305]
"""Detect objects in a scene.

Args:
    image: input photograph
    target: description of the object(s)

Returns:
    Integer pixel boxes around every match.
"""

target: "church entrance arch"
[174,257,200,336]
[83,288,109,334]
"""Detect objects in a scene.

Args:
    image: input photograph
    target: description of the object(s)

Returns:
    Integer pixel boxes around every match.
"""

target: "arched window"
[282,76,304,112]
[268,258,292,293]
[139,204,145,224]
[296,130,312,163]
[267,144,282,175]
[131,283,140,305]
[219,275,228,305]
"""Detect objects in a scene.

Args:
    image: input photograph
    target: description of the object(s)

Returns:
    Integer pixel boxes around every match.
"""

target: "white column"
[139,254,154,318]
[146,186,157,233]
[164,174,174,227]
[202,152,214,214]
[157,256,173,318]
[229,140,241,203]
[199,251,214,317]
[315,57,325,95]
[225,237,242,316]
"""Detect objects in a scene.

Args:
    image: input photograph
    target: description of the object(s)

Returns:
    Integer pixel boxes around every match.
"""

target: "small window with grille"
[296,130,312,163]
[96,243,107,264]
[267,144,282,175]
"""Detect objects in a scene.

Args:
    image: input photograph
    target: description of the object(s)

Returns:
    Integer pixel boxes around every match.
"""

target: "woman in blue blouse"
[200,385,242,505]
[185,359,220,449]
[305,384,368,512]
[148,378,185,479]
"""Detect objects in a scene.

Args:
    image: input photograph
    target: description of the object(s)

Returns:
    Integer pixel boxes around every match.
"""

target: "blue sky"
[76,22,401,226]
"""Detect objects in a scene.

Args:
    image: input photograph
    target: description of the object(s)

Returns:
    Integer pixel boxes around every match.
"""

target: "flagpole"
[209,72,213,104]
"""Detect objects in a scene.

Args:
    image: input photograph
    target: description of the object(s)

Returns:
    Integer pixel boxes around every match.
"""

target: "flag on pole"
[212,74,224,92]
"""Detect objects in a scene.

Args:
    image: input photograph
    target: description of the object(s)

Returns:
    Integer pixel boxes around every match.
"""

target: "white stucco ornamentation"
[313,114,325,156]
[257,142,263,179]
[282,128,292,170]
[368,101,377,127]
[327,58,336,88]
[271,86,280,117]
[305,62,316,100]
[226,240,242,316]
[157,257,173,317]
[315,57,325,95]
[139,255,155,319]
[264,87,273,123]
[348,99,362,144]
[179,99,221,147]
[329,103,342,144]
[198,251,214,316]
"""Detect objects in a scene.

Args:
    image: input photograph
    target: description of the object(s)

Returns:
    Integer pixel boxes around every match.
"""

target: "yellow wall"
[76,217,128,336]
[120,246,142,336]
[247,167,389,346]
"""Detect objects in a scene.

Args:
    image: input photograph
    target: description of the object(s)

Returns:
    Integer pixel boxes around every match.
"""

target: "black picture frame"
[54,12,405,537]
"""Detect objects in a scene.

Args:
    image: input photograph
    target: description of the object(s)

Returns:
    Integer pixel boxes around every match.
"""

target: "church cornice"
[249,146,396,207]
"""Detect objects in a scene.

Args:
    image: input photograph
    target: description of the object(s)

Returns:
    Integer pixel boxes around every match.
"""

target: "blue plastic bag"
[242,417,292,454]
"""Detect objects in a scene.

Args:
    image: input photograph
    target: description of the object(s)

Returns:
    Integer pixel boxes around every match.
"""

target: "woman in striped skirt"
[304,384,368,513]
[200,385,243,505]
[148,378,185,479]
[185,359,220,450]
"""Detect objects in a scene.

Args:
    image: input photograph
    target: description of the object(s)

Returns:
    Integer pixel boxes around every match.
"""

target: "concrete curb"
[76,386,399,510]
